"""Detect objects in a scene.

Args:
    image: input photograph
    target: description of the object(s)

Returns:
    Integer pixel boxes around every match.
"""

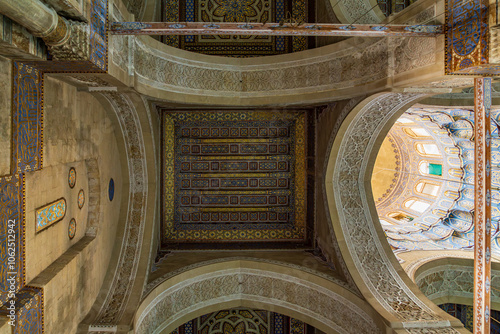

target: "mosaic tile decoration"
[170,308,310,333]
[68,167,76,188]
[90,0,108,71]
[12,63,43,174]
[163,0,309,56]
[445,0,489,74]
[35,198,66,233]
[0,174,25,305]
[78,189,85,209]
[162,111,307,245]
[0,286,44,334]
[68,218,76,239]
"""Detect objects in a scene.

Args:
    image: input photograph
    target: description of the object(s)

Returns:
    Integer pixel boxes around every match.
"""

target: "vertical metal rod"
[474,77,492,334]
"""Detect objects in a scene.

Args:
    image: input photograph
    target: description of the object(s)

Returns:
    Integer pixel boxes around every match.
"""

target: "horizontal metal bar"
[110,22,443,37]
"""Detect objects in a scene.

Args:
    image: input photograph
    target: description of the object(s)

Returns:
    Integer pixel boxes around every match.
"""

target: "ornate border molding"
[136,267,381,334]
[142,256,356,300]
[329,93,463,330]
[415,264,500,305]
[321,98,366,296]
[93,92,148,325]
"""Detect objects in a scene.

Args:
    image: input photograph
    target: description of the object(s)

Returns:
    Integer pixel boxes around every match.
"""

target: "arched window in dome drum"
[415,143,441,157]
[415,181,440,197]
[388,212,415,223]
[419,161,442,176]
[404,199,431,213]
[403,127,431,138]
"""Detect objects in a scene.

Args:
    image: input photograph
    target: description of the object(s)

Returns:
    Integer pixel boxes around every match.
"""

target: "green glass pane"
[429,163,442,176]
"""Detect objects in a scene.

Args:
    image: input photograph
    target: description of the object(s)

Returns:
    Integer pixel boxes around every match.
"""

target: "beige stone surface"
[25,77,123,333]
[0,55,11,176]
[24,161,89,282]
[0,320,11,334]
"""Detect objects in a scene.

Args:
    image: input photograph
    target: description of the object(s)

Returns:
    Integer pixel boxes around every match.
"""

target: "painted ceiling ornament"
[113,22,152,30]
[213,0,258,22]
[237,23,254,29]
[169,23,186,29]
[486,276,491,293]
[305,25,320,30]
[68,167,76,188]
[486,247,491,263]
[78,189,85,209]
[405,25,442,34]
[203,23,221,29]
[68,218,76,240]
[371,26,388,31]
[339,25,356,31]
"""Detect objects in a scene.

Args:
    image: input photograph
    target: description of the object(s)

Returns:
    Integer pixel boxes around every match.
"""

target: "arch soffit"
[108,30,446,106]
[135,260,384,334]
[412,257,500,310]
[324,93,465,330]
[70,89,158,328]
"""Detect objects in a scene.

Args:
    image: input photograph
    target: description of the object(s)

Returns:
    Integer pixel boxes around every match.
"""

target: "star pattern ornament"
[213,0,258,22]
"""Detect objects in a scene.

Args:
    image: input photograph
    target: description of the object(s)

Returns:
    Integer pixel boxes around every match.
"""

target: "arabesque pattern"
[332,93,461,329]
[163,0,308,56]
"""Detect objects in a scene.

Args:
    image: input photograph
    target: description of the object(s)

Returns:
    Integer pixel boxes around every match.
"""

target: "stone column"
[0,0,70,45]
[0,0,89,60]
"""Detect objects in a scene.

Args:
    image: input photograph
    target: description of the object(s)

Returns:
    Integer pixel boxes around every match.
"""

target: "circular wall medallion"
[78,189,85,209]
[68,168,76,188]
[68,218,76,239]
[109,178,114,201]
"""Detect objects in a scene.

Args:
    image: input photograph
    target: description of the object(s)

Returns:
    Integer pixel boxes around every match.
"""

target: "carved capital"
[48,19,90,61]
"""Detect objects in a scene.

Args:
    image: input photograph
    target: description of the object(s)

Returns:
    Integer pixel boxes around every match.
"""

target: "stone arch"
[413,257,500,311]
[324,93,467,332]
[135,260,384,334]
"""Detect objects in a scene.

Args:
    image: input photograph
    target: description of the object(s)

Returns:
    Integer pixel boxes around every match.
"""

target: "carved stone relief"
[136,268,381,334]
[416,265,500,304]
[91,92,148,325]
[331,93,461,331]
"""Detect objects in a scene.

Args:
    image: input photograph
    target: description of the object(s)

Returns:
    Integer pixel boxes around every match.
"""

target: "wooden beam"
[110,22,443,37]
[474,77,492,334]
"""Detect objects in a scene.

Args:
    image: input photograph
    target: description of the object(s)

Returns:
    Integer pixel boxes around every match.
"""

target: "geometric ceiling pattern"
[374,106,500,256]
[161,110,311,248]
[162,0,310,56]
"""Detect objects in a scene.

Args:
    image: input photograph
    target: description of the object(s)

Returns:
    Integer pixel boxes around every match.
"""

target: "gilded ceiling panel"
[161,110,310,248]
